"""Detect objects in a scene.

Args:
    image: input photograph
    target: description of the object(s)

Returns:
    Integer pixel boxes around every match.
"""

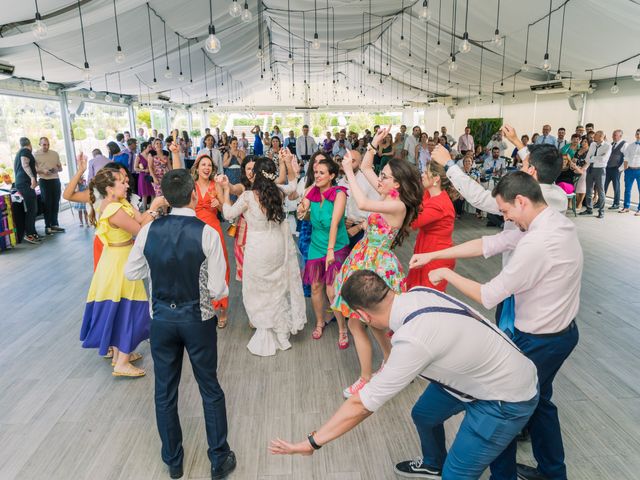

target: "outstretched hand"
[371,125,391,148]
[269,438,314,456]
[341,150,354,173]
[168,142,180,155]
[500,125,520,147]
[409,252,434,269]
[76,152,87,173]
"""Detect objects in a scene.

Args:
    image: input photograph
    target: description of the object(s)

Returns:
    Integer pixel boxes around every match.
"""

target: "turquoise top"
[307,186,349,260]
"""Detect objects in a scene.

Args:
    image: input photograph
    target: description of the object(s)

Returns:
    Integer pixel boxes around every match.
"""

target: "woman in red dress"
[192,154,231,327]
[406,161,456,291]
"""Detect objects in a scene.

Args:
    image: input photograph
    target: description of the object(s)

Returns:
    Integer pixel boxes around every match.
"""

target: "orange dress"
[195,182,230,309]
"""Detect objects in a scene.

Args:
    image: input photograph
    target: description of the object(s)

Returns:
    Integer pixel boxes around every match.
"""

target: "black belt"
[517,320,576,338]
[627,167,640,170]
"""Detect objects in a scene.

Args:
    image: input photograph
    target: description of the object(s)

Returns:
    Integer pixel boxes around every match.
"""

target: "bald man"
[535,124,557,145]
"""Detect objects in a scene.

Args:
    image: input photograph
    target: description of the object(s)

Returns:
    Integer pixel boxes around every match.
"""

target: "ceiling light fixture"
[77,0,91,81]
[542,0,552,71]
[241,1,252,22]
[419,0,431,21]
[113,0,125,63]
[36,45,48,91]
[146,3,158,87]
[32,0,48,39]
[206,0,222,53]
[229,0,242,18]
[460,0,471,53]
[492,0,502,47]
[163,21,172,78]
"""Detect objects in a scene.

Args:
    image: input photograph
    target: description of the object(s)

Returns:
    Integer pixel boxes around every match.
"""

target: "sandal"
[111,352,142,367]
[112,366,146,378]
[103,347,114,359]
[338,330,349,350]
[619,208,629,213]
[312,325,325,340]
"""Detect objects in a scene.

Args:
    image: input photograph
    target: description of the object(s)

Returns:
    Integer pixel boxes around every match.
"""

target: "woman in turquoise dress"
[332,127,423,398]
[297,157,350,350]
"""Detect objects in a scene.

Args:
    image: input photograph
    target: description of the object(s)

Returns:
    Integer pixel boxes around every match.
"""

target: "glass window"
[0,93,67,181]
[72,101,130,161]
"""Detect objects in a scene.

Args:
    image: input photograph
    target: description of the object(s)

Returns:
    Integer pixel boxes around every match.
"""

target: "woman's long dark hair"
[387,158,424,248]
[252,157,285,223]
[240,155,257,189]
[305,151,329,188]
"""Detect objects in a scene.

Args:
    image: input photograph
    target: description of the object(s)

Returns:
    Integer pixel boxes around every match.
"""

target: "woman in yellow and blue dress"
[80,168,165,377]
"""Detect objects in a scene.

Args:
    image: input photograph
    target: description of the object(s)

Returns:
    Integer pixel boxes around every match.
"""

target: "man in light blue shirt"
[332,131,351,158]
[535,125,556,145]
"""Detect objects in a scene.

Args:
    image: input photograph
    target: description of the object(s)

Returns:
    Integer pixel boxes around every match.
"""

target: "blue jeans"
[412,383,539,480]
[623,168,640,210]
[511,323,579,480]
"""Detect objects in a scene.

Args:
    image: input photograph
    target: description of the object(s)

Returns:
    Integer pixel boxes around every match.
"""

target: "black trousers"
[39,178,61,228]
[150,317,230,470]
[604,166,622,207]
[16,183,38,236]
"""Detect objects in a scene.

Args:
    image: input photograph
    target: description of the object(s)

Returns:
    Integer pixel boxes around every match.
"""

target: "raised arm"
[169,142,181,170]
[63,153,90,202]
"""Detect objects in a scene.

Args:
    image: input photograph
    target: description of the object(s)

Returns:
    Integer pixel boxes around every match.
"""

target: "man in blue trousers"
[412,172,583,480]
[126,169,236,480]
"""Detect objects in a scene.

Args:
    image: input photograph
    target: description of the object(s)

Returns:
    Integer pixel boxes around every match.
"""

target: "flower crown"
[261,170,277,181]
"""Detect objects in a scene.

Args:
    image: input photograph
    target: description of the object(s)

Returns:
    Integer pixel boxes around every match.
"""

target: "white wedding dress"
[222,188,307,356]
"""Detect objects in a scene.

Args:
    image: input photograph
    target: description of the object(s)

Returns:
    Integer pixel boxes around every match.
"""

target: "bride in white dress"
[218,153,307,356]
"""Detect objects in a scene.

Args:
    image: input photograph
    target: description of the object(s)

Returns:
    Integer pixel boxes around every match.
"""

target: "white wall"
[423,77,640,144]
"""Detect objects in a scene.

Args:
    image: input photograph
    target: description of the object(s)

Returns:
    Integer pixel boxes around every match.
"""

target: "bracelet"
[147,210,159,219]
[307,432,322,450]
[327,247,334,251]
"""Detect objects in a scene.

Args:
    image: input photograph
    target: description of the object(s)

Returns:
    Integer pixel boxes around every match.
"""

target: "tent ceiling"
[0,0,639,108]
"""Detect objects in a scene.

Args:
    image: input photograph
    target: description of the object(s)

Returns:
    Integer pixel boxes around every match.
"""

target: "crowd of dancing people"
[38,116,638,479]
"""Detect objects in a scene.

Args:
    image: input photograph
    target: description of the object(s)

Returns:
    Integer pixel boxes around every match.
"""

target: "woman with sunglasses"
[333,126,423,399]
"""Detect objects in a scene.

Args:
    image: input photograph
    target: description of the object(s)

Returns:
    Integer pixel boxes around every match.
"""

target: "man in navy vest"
[604,129,627,210]
[125,169,236,480]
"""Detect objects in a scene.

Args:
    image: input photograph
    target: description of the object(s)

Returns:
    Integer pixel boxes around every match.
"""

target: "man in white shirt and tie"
[555,127,567,149]
[411,171,582,480]
[200,134,224,175]
[534,124,556,145]
[269,269,539,480]
[297,124,317,167]
[620,128,640,214]
[457,126,475,155]
[604,129,627,210]
[403,126,421,166]
[579,130,611,218]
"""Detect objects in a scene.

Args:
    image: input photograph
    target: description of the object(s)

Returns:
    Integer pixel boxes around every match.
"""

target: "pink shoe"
[343,377,368,399]
[338,330,349,350]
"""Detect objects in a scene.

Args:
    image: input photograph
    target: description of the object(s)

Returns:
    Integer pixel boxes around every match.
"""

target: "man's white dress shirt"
[358,289,538,412]
[125,208,229,315]
[586,141,611,168]
[480,207,583,334]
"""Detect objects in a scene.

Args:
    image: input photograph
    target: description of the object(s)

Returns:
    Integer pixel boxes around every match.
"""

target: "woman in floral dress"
[332,127,423,399]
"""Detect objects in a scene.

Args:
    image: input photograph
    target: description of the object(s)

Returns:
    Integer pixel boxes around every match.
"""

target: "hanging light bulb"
[399,36,408,50]
[205,25,221,53]
[610,81,619,94]
[188,79,195,89]
[88,88,96,100]
[150,77,158,88]
[164,66,173,79]
[460,33,471,54]
[83,64,92,81]
[633,62,640,81]
[312,33,320,50]
[241,1,252,22]
[118,96,125,104]
[511,94,517,103]
[115,46,125,64]
[39,78,49,91]
[32,16,48,39]
[554,71,562,80]
[229,0,242,18]
[419,0,431,21]
[541,53,550,71]
[493,31,502,47]
[448,56,458,71]
[256,48,263,58]
[287,54,294,66]
[178,72,185,82]
[104,93,113,103]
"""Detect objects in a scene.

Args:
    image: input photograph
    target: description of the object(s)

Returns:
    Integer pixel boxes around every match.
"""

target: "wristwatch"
[307,431,322,450]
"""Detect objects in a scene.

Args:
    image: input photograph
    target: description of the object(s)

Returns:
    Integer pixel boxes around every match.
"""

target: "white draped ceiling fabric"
[0,0,639,108]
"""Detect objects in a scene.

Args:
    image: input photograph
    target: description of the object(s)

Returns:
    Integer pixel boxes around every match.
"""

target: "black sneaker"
[211,451,236,479]
[517,463,550,480]
[23,234,41,245]
[51,226,66,233]
[608,205,619,210]
[394,457,442,478]
[168,464,183,479]
[578,209,593,216]
[596,212,604,219]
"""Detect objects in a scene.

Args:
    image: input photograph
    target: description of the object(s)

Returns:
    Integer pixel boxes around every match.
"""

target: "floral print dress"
[332,212,406,318]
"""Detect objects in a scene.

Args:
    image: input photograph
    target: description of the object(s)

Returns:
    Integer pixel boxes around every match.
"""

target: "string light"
[229,0,242,18]
[36,45,48,91]
[492,0,502,47]
[460,0,471,53]
[541,0,552,71]
[419,0,431,21]
[77,0,91,81]
[32,0,48,39]
[206,0,222,53]
[113,0,125,63]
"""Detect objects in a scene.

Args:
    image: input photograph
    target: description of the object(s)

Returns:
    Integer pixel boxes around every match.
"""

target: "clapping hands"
[214,174,230,189]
